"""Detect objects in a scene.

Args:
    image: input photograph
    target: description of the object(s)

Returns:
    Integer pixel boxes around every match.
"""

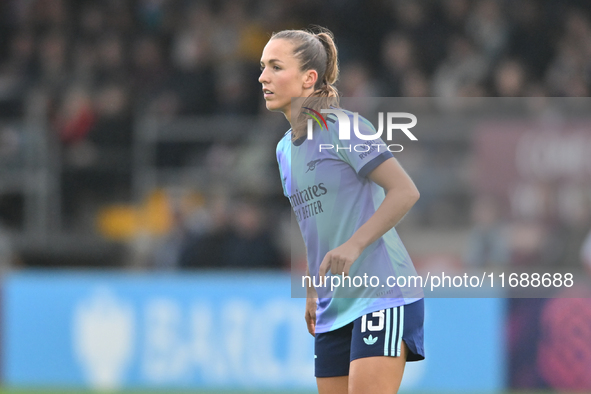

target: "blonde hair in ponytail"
[270,27,340,139]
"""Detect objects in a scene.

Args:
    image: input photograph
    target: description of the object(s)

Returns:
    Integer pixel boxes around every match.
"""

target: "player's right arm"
[304,265,318,336]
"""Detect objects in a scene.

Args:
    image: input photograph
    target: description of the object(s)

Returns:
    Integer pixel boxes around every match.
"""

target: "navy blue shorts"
[314,299,425,377]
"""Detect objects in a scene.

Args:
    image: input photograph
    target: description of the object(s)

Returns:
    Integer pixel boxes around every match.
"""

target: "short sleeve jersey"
[276,109,424,333]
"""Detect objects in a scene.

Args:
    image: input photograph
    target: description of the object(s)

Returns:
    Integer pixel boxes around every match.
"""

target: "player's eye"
[273,65,281,70]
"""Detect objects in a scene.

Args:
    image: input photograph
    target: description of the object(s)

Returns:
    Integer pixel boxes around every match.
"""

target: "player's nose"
[259,67,270,84]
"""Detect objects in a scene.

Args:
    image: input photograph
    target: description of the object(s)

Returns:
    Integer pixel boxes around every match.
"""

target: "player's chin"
[265,98,285,112]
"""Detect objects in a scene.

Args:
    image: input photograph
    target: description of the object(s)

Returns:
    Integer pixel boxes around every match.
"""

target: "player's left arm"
[319,157,419,277]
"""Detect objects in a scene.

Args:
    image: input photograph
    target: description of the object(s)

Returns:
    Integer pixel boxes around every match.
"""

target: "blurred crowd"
[0,0,591,270]
[1,0,590,118]
[108,190,283,270]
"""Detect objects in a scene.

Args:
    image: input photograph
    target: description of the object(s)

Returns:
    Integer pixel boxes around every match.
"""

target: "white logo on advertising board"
[73,287,135,390]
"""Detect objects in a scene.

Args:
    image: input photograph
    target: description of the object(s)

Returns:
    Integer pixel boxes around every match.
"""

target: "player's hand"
[305,297,317,336]
[318,241,362,279]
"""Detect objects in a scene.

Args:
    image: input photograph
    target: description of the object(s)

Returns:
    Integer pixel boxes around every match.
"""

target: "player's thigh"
[348,341,407,394]
[348,300,425,394]
[317,376,349,394]
[315,322,354,394]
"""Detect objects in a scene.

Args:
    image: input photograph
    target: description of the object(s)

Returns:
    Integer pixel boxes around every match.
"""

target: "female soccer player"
[259,27,424,394]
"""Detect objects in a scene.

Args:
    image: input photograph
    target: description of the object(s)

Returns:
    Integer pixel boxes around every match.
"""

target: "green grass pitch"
[0,390,560,394]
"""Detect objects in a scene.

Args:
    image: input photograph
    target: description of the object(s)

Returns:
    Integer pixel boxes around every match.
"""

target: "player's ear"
[302,69,318,89]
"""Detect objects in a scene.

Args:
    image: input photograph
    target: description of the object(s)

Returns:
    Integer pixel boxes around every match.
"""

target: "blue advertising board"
[3,271,505,392]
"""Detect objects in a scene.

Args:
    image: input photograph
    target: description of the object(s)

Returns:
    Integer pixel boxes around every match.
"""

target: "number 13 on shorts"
[354,306,405,358]
[360,310,385,332]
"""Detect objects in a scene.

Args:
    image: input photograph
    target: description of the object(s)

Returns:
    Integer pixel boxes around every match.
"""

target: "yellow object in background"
[96,189,206,241]
[140,189,173,236]
[97,189,173,240]
[96,205,140,240]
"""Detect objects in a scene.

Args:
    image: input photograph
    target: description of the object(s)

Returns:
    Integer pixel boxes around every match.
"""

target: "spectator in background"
[223,198,283,269]
[77,4,105,41]
[175,194,283,270]
[95,34,127,85]
[151,197,204,271]
[389,0,446,73]
[0,29,36,90]
[550,189,591,268]
[546,42,590,96]
[209,1,246,63]
[90,83,133,178]
[379,33,417,96]
[214,62,252,115]
[339,62,379,98]
[54,85,96,146]
[209,0,266,115]
[166,2,216,116]
[546,10,591,96]
[179,196,232,269]
[493,58,527,97]
[440,0,472,37]
[37,31,68,92]
[432,35,489,97]
[401,70,430,97]
[464,196,510,267]
[71,40,98,86]
[151,208,186,270]
[57,83,133,229]
[95,85,131,133]
[466,0,509,61]
[508,219,547,267]
[131,35,168,112]
[506,0,554,81]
